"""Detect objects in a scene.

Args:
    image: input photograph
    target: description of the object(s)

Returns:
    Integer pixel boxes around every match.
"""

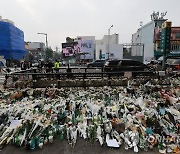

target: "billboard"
[62,40,94,59]
[62,42,80,57]
[78,40,94,59]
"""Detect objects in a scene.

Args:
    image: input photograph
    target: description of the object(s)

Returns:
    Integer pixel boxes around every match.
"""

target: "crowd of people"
[20,61,32,70]
[20,59,62,73]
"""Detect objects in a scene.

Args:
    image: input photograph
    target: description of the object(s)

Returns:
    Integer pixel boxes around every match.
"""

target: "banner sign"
[78,40,94,59]
[160,22,171,53]
[62,40,94,59]
[62,42,80,57]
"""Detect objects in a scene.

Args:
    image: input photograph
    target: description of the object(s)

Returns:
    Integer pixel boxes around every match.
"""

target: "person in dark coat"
[46,60,54,73]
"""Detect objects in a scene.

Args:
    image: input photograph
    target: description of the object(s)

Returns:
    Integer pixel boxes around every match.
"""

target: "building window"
[99,49,102,59]
[158,32,161,40]
[155,22,157,27]
[175,33,180,39]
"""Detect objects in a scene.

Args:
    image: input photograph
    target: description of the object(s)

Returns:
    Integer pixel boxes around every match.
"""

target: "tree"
[45,48,53,59]
[53,51,61,60]
[66,37,74,43]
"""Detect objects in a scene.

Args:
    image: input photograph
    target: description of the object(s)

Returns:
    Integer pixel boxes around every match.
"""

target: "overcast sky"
[0,0,180,50]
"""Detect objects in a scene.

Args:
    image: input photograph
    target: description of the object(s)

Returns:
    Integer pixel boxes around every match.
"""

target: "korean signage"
[160,21,171,53]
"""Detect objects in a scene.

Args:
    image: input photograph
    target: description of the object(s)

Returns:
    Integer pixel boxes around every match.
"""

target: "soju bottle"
[72,114,77,125]
[139,135,145,149]
[30,138,36,150]
[59,129,64,141]
[35,136,40,148]
[92,116,95,125]
[98,115,103,125]
[14,135,21,147]
[52,128,57,137]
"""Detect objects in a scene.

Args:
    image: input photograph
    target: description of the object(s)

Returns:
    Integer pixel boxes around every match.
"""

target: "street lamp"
[107,25,113,60]
[37,32,48,49]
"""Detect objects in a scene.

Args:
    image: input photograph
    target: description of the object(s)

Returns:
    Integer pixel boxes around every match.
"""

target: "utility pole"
[37,33,48,49]
[107,25,113,60]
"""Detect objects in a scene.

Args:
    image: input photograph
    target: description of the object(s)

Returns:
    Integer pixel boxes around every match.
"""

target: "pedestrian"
[14,65,18,71]
[38,60,44,72]
[21,61,27,70]
[67,63,72,78]
[54,59,60,73]
[46,60,53,73]
[20,61,24,70]
[28,61,32,69]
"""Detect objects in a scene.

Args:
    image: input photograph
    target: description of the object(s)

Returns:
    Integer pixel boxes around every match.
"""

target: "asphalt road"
[1,137,159,154]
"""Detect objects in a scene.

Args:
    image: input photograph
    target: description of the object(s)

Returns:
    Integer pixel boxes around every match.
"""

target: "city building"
[26,42,46,61]
[62,34,124,65]
[0,16,26,61]
[131,12,180,61]
[95,33,123,60]
[75,36,95,42]
[154,26,180,59]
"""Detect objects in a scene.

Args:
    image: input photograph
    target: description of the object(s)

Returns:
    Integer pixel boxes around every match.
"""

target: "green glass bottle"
[98,115,103,125]
[30,138,36,150]
[72,114,77,125]
[52,128,57,138]
[92,116,95,125]
[59,129,64,141]
[139,135,145,149]
[15,136,21,147]
[35,136,40,148]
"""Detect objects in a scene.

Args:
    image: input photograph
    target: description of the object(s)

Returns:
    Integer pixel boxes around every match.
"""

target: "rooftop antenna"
[160,11,167,19]
[151,11,167,20]
[140,21,143,27]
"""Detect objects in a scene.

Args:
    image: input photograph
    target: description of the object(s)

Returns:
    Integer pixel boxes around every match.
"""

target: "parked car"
[104,59,153,72]
[87,60,106,67]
